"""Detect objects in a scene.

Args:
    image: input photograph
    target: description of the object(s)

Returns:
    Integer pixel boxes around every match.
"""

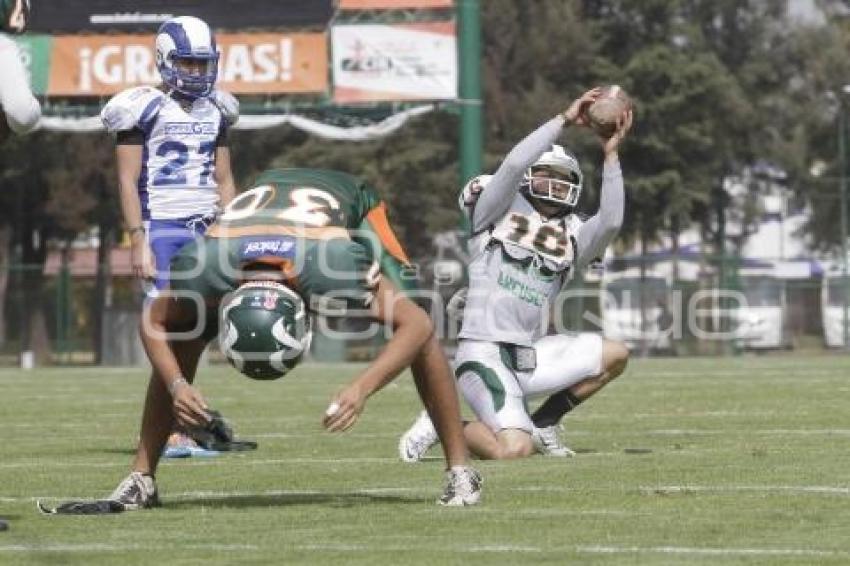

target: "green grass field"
[1,355,849,565]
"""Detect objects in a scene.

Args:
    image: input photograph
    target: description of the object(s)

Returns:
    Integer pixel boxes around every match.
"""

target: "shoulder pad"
[210,90,239,126]
[100,86,165,133]
[458,174,494,211]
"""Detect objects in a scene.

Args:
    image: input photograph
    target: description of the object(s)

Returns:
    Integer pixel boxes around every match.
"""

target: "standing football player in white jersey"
[101,16,238,457]
[0,0,40,142]
[1,0,39,533]
[400,88,632,460]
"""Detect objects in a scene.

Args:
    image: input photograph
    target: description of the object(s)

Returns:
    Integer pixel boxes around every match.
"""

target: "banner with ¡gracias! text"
[331,22,457,103]
[44,32,328,96]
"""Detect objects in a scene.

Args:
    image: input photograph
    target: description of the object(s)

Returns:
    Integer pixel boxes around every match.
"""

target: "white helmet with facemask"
[522,144,583,212]
[155,16,219,99]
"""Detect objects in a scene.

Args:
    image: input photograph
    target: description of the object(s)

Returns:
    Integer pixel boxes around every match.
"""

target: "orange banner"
[339,0,452,8]
[47,32,328,96]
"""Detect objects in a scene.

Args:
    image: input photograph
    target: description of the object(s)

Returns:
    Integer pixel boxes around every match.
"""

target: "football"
[585,85,633,138]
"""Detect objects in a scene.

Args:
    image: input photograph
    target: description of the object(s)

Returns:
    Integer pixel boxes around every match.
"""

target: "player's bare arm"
[140,294,209,427]
[323,277,433,432]
[213,146,236,208]
[116,143,156,281]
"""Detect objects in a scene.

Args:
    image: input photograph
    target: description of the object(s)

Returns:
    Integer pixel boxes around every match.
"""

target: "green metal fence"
[2,254,848,368]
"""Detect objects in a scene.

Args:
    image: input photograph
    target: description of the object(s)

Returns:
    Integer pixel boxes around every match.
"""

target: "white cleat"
[438,466,482,506]
[398,410,439,463]
[108,471,160,510]
[532,425,576,457]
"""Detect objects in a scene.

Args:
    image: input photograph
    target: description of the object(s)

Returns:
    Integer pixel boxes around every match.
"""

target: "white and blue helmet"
[155,16,219,98]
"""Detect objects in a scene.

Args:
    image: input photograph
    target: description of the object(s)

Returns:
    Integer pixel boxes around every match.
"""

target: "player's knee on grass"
[601,339,629,379]
[495,429,535,459]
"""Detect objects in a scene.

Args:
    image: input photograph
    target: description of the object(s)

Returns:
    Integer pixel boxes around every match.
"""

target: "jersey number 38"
[494,213,572,263]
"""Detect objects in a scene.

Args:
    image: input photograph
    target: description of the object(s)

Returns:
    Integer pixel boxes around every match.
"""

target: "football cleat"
[0,518,7,531]
[108,471,160,510]
[162,432,220,458]
[532,425,576,457]
[398,410,439,462]
[438,466,482,506]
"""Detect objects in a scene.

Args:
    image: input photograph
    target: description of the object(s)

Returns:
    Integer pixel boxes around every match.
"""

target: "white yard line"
[0,543,257,553]
[643,485,850,495]
[5,487,427,503]
[635,411,778,418]
[650,428,850,435]
[249,432,399,439]
[294,543,849,557]
[177,456,399,467]
[465,545,543,552]
[576,545,848,558]
[3,487,649,505]
[296,542,547,553]
[0,431,402,445]
[644,369,840,378]
[0,456,399,471]
[165,487,424,500]
[1,541,844,557]
[514,484,850,496]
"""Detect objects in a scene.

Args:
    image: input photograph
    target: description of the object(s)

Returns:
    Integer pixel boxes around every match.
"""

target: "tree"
[0,130,116,363]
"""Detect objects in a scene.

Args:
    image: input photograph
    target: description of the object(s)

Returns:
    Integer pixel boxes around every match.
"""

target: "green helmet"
[219,281,312,380]
[1,0,30,34]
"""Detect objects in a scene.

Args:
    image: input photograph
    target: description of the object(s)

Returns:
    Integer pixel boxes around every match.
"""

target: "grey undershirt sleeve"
[574,156,624,270]
[470,116,566,233]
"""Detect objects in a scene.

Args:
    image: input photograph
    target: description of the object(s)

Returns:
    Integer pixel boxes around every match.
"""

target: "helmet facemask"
[522,145,583,216]
[166,52,219,98]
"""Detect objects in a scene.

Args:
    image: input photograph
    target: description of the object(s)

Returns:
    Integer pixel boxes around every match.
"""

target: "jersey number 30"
[221,185,342,227]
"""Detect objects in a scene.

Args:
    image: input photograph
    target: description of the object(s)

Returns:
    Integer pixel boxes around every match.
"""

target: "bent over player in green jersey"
[104,168,481,508]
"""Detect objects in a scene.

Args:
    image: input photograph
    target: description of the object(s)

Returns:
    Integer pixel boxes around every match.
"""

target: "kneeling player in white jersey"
[101,16,238,456]
[400,88,631,460]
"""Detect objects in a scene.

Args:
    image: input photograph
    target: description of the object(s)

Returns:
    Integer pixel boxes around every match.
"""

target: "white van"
[822,271,850,348]
[601,269,672,352]
[733,274,788,350]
